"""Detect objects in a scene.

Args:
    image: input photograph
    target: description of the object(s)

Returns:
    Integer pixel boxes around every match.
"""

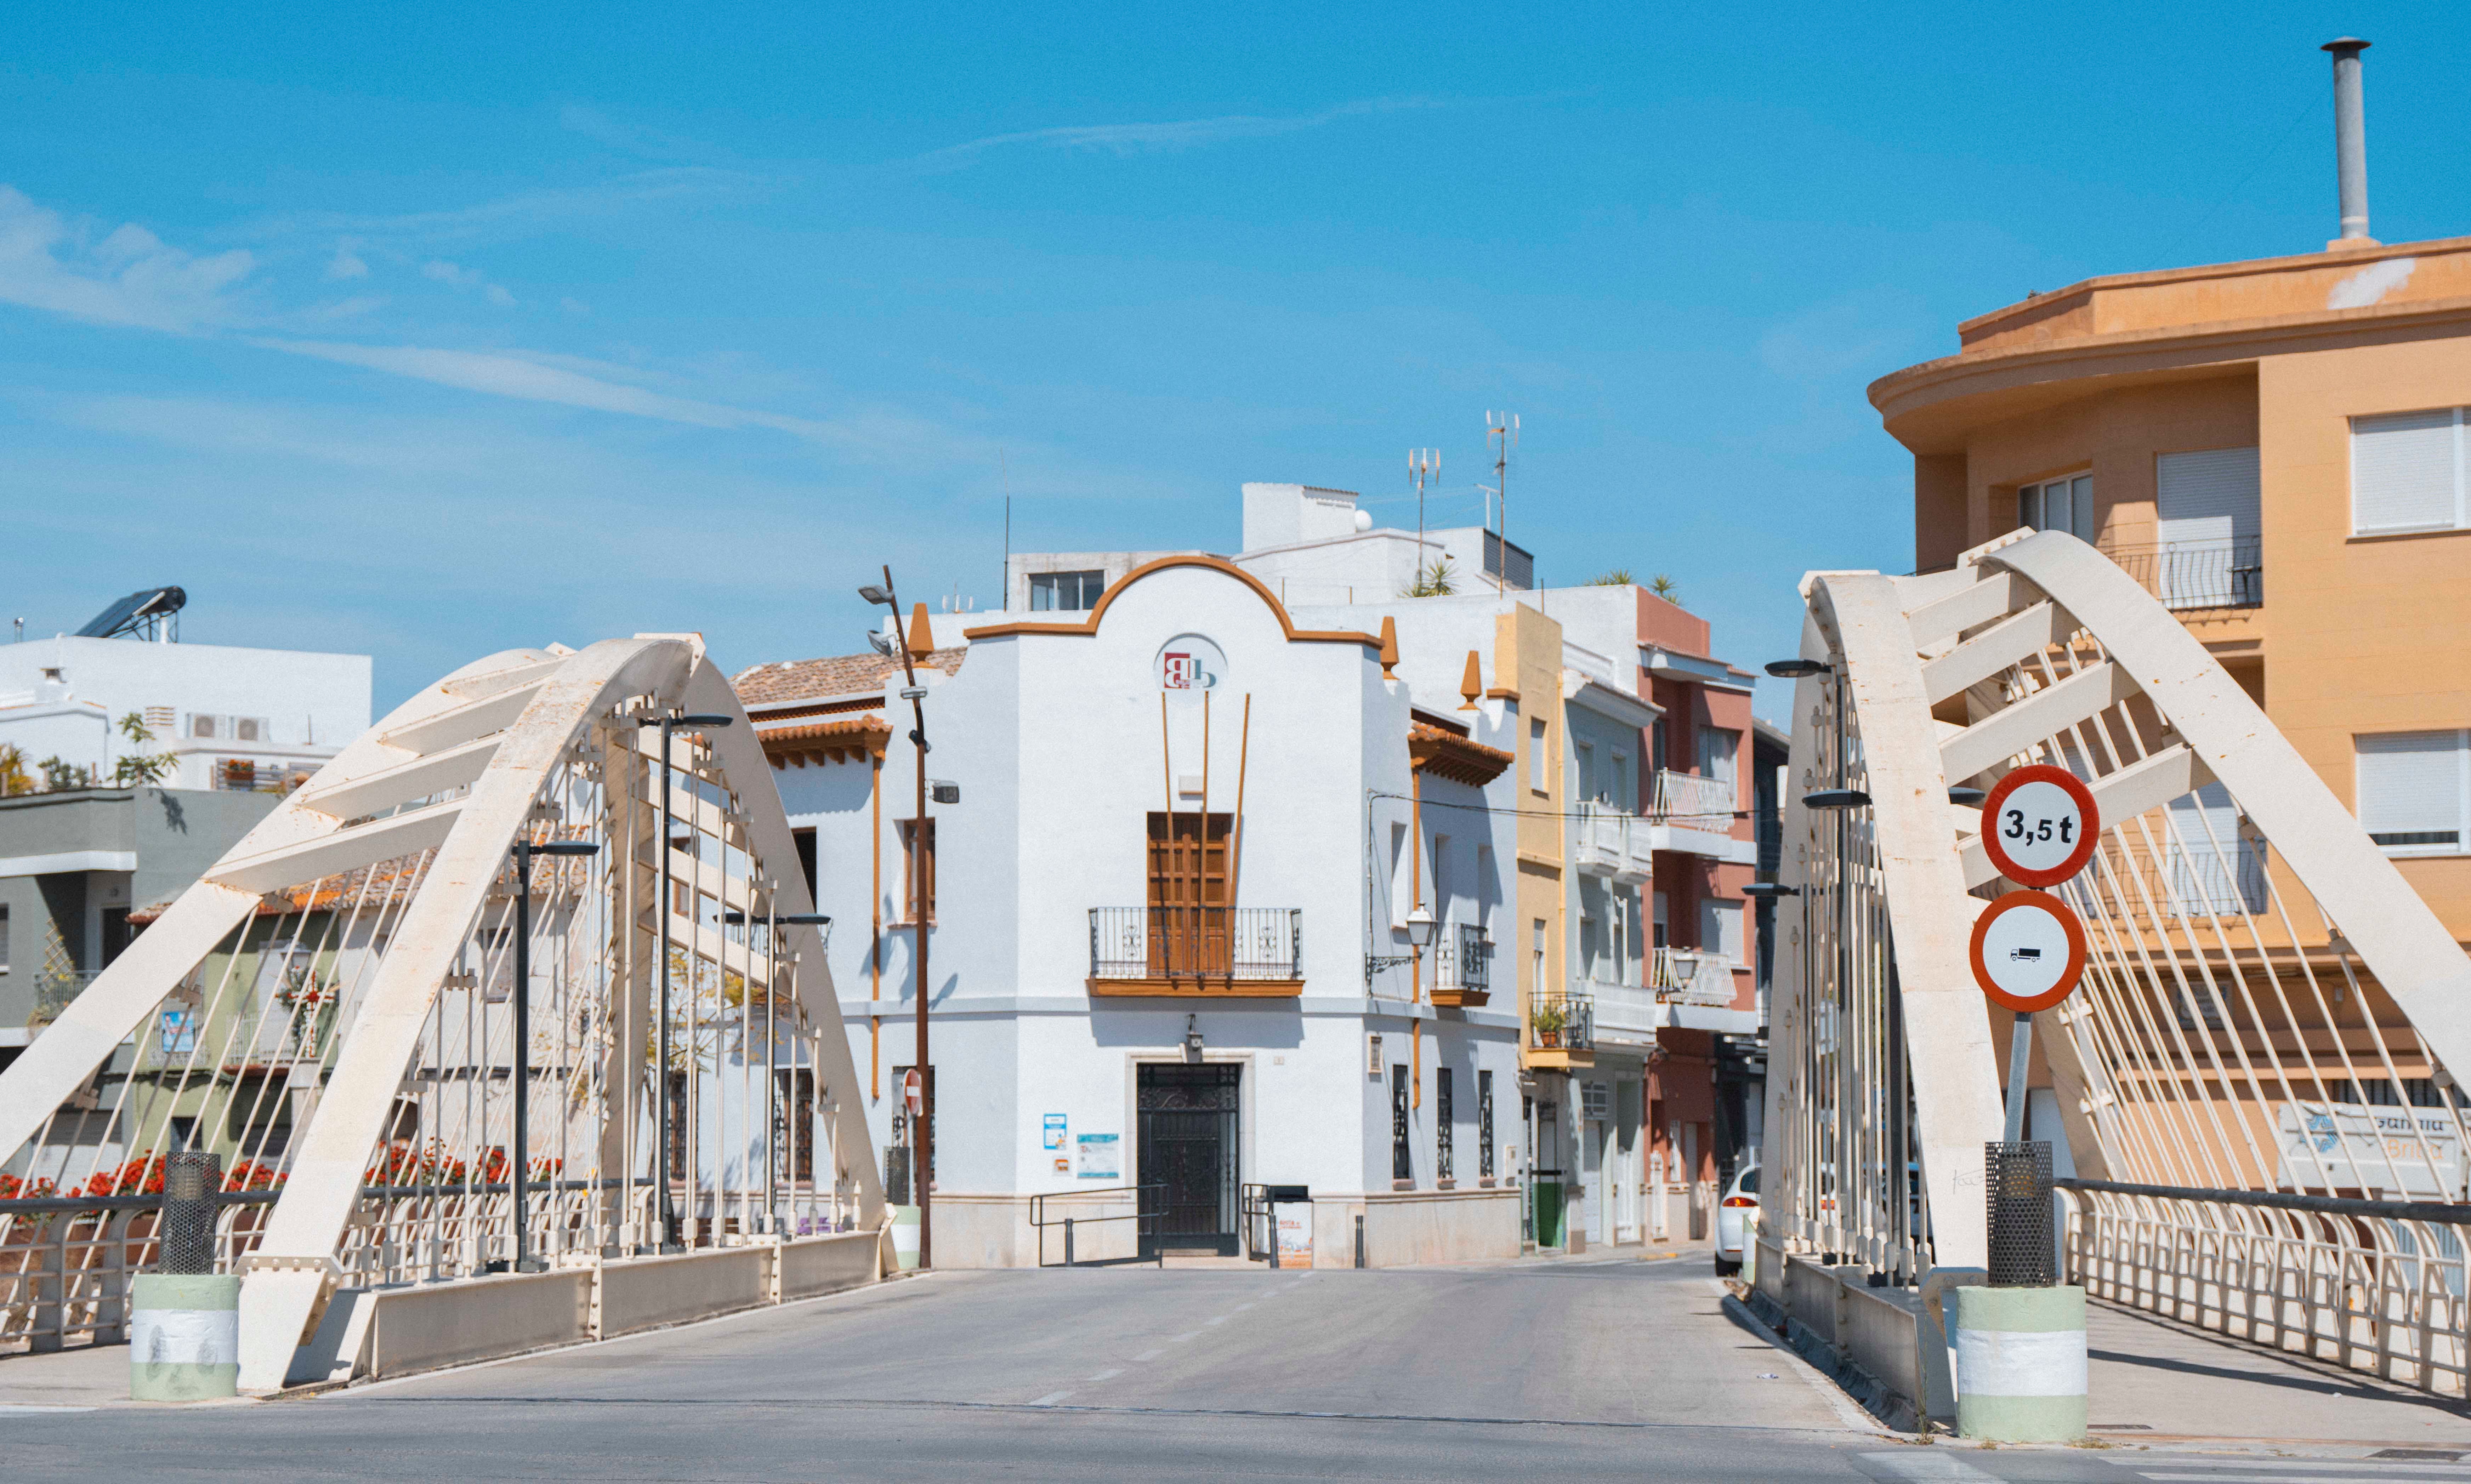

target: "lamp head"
[1403,906,1438,948]
[858,583,892,606]
[1765,658,1831,679]
[525,841,601,858]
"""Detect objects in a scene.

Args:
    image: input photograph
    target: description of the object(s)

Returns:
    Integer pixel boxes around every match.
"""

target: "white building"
[740,556,1530,1267]
[0,601,370,794]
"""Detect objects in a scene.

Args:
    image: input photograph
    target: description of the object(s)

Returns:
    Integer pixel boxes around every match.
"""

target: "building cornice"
[961,554,1382,650]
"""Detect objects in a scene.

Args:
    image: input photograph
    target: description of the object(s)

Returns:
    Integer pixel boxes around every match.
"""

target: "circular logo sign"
[1980,764,2100,887]
[1968,890,2087,1013]
[1154,634,1227,707]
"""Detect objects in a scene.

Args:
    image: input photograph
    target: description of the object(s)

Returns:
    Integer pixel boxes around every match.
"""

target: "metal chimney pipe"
[2323,38,2372,243]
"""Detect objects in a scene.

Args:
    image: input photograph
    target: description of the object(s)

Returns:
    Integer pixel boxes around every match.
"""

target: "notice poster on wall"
[1077,1132,1120,1181]
[1274,1204,1313,1266]
[1043,1113,1067,1151]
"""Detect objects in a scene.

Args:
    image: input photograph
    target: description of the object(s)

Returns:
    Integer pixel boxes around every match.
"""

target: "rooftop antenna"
[1001,448,1011,611]
[1485,411,1518,595]
[1409,449,1440,591]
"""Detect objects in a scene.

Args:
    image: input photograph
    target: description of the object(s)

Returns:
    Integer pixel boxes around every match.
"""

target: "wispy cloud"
[902,96,1451,173]
[246,338,834,437]
[558,105,739,167]
[0,185,256,332]
[228,168,765,248]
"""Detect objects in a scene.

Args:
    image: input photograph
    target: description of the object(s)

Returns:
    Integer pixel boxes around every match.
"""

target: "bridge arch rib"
[1762,532,2471,1398]
[0,636,883,1390]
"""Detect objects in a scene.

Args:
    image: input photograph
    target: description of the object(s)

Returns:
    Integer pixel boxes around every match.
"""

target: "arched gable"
[963,554,1381,649]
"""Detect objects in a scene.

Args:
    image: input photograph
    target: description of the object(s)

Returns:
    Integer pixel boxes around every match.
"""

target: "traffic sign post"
[1981,764,2099,888]
[1971,888,2090,1142]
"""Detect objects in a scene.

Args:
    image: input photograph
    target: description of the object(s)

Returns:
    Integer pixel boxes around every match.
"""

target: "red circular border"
[1979,764,2101,887]
[1969,890,2088,1014]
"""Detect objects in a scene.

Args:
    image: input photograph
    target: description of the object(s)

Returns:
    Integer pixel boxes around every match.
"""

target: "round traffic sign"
[1981,764,2100,887]
[1969,890,2087,1013]
[902,1068,924,1114]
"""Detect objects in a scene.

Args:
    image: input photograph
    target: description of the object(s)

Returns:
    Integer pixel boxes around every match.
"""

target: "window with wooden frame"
[898,818,936,924]
[1146,812,1231,976]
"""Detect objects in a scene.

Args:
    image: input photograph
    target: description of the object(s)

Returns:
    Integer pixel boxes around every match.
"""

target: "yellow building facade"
[1872,234,2471,944]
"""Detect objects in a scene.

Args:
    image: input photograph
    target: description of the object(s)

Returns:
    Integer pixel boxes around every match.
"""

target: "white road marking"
[2141,1475,2471,1483]
[1131,1348,1162,1362]
[0,1405,97,1415]
[1204,1316,1228,1325]
[1232,1302,1255,1311]
[1169,1332,1200,1343]
[1857,1453,1999,1480]
[1028,1390,1073,1406]
[1085,1368,1123,1381]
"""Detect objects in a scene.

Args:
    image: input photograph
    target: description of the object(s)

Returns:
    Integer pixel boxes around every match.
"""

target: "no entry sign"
[1981,764,2099,887]
[1969,890,2087,1014]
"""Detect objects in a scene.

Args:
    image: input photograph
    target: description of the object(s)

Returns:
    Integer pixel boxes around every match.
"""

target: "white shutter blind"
[2352,411,2459,533]
[1701,900,1745,965]
[2156,447,2260,544]
[2356,731,2469,851]
[2168,783,2260,913]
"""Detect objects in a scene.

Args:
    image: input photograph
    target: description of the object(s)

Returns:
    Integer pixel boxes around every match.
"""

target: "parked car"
[1714,1164,1758,1275]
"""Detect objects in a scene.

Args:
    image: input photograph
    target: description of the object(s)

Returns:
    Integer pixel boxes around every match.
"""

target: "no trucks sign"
[1969,890,2088,1014]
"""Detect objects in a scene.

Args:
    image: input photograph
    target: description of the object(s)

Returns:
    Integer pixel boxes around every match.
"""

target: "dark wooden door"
[1137,1063,1240,1255]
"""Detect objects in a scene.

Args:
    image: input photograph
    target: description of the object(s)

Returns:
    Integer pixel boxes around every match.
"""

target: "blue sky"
[4,3,2461,719]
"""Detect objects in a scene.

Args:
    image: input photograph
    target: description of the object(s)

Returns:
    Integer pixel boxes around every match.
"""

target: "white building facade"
[0,632,369,794]
[744,557,1528,1267]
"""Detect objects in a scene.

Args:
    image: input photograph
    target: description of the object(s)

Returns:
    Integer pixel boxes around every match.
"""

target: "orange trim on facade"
[961,554,1382,649]
[761,715,891,767]
[1085,978,1305,999]
[1408,721,1512,787]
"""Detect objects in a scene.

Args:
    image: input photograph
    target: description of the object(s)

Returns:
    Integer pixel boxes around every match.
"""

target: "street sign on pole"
[902,1068,923,1116]
[1969,890,2087,1014]
[1980,764,2099,888]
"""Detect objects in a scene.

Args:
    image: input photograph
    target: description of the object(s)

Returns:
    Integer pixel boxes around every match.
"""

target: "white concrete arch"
[0,637,883,1389]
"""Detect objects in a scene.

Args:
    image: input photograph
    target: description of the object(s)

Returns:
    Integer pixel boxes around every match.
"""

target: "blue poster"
[1076,1132,1120,1180]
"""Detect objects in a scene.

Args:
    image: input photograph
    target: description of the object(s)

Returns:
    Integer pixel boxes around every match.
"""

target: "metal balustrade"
[1431,923,1492,994]
[2102,537,2264,611]
[1526,991,1594,1052]
[1087,907,1303,982]
[1651,946,1737,1006]
[1651,769,1735,821]
[1573,800,1654,880]
[2064,1179,2471,1400]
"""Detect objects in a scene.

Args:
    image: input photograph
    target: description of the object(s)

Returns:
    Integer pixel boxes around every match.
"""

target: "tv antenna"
[1409,449,1440,589]
[1485,411,1518,594]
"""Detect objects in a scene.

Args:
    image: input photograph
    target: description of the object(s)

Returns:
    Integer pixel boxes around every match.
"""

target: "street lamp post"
[722,908,829,1231]
[860,567,936,1267]
[511,837,599,1273]
[637,712,735,1252]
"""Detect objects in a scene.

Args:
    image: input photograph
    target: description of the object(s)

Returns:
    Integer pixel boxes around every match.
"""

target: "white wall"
[0,636,370,787]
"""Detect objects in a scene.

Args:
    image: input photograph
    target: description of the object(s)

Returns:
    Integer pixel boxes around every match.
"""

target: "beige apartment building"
[1870,232,2471,947]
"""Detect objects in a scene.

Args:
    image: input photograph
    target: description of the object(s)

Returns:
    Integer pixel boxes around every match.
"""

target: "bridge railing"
[2062,1177,2471,1401]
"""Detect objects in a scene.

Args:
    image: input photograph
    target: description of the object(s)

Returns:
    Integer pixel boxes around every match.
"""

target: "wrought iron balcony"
[1430,922,1492,1006]
[1526,991,1595,1054]
[2102,537,2262,612]
[1652,947,1738,1007]
[1088,907,1303,995]
[1651,769,1735,822]
[1573,800,1653,883]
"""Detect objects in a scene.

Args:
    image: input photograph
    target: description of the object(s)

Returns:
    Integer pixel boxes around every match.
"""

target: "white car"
[1714,1165,1758,1276]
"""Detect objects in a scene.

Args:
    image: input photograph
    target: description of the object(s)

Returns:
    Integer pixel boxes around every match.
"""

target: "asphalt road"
[9,1255,2470,1482]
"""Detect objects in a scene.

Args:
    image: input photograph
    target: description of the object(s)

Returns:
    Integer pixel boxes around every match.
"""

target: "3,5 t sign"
[1979,764,2100,888]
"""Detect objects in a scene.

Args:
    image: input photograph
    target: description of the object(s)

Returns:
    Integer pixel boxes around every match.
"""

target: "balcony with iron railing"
[2102,536,2262,613]
[1646,771,1754,863]
[1087,907,1303,996]
[1572,800,1653,884]
[1651,946,1739,1007]
[1429,922,1492,1007]
[1524,990,1595,1068]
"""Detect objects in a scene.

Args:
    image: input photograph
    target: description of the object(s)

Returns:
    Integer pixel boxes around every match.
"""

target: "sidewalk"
[0,1342,156,1410]
[2083,1300,2471,1449]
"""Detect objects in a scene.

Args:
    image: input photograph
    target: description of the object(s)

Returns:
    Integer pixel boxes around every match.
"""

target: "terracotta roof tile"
[733,647,966,707]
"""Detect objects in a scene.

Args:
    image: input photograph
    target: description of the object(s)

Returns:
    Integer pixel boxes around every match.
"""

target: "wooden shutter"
[2352,411,2459,533]
[1147,812,1230,976]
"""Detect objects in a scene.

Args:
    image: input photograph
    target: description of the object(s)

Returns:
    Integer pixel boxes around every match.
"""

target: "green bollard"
[1949,1283,2086,1442]
[129,1273,241,1402]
